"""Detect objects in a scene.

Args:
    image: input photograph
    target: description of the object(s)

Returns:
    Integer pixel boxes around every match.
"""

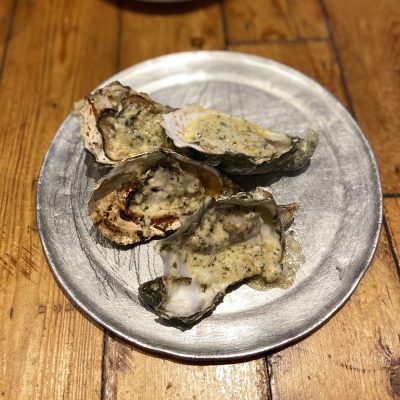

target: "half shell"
[139,187,298,325]
[81,81,174,164]
[88,150,238,245]
[162,104,318,175]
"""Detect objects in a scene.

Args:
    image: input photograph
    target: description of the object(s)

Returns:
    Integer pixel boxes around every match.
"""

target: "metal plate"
[37,51,382,360]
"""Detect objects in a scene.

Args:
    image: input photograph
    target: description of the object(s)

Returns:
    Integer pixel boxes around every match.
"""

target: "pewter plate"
[37,51,382,360]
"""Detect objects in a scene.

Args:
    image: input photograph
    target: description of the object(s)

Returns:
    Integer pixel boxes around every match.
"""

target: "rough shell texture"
[88,150,239,246]
[81,81,174,164]
[138,188,298,325]
[162,104,318,175]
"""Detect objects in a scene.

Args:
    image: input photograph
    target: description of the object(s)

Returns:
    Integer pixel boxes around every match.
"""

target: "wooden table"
[1,0,399,398]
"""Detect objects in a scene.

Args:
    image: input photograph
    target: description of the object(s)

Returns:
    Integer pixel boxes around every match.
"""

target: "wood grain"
[324,0,400,193]
[384,198,400,266]
[223,0,327,43]
[0,0,120,398]
[269,231,400,400]
[119,0,224,69]
[0,0,15,70]
[0,0,397,398]
[102,335,269,400]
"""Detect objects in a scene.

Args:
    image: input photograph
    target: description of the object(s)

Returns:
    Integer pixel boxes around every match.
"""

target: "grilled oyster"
[162,104,318,175]
[88,150,238,245]
[81,81,174,164]
[139,188,298,325]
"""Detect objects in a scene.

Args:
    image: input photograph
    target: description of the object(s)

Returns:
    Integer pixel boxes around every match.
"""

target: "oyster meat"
[81,81,174,164]
[88,150,238,245]
[162,104,318,175]
[139,188,298,325]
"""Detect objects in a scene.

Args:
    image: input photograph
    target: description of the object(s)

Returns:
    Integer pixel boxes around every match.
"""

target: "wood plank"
[104,5,270,400]
[384,198,400,265]
[324,0,400,193]
[0,0,15,69]
[0,0,120,398]
[222,0,327,43]
[268,231,400,400]
[103,335,269,400]
[119,1,224,69]
[229,41,400,399]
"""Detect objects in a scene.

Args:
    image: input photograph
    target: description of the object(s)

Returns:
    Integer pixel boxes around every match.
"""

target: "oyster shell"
[81,81,174,164]
[88,150,238,245]
[162,104,318,175]
[139,188,298,325]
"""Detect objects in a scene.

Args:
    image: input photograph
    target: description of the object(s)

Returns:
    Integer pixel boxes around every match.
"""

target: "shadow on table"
[103,0,220,15]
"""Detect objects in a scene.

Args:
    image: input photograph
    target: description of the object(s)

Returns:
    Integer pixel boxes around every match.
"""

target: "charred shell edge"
[87,149,240,246]
[80,81,173,165]
[138,187,298,324]
[80,81,132,165]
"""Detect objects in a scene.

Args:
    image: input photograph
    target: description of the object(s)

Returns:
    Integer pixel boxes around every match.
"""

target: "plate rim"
[37,50,383,360]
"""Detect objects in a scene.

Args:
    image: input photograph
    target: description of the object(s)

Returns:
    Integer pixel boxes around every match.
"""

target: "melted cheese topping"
[90,161,207,244]
[180,111,292,157]
[249,231,304,290]
[164,205,282,288]
[128,165,205,219]
[101,103,169,160]
[159,205,284,318]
